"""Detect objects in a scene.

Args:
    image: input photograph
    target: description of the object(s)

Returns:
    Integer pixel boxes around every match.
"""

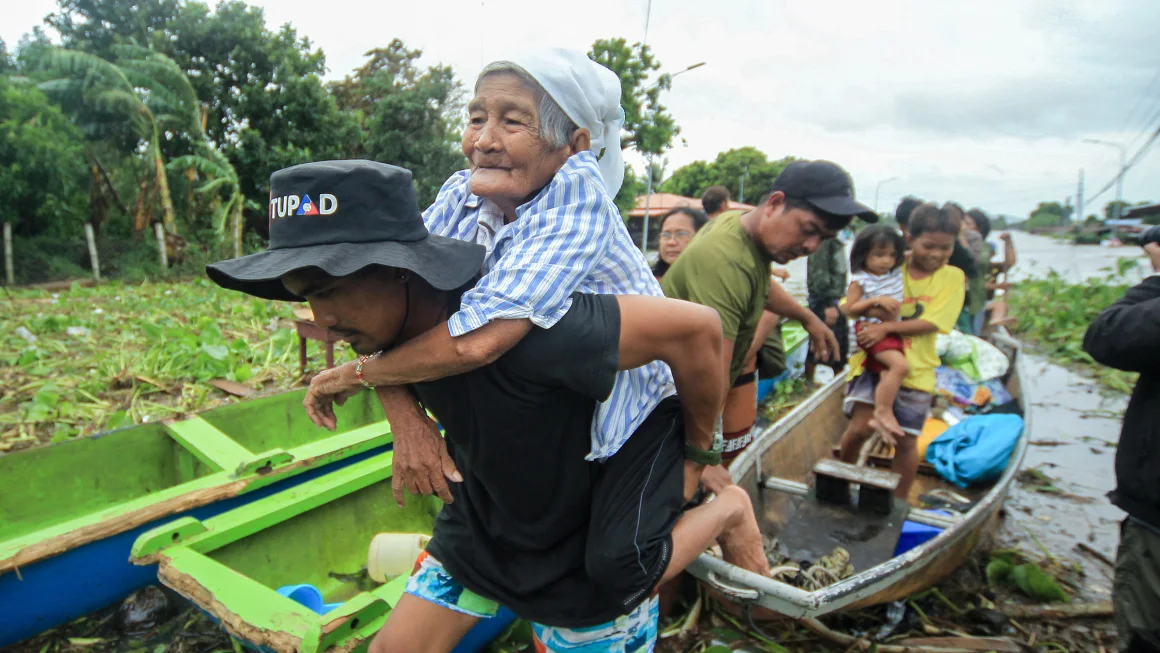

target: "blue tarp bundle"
[925,414,1024,488]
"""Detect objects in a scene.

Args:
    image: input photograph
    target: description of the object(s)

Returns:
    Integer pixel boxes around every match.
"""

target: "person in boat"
[701,185,732,220]
[895,196,979,282]
[295,49,688,508]
[838,202,965,498]
[804,232,850,381]
[943,202,988,335]
[652,207,709,281]
[1082,227,1160,653]
[205,159,770,653]
[843,225,911,439]
[963,208,1016,333]
[661,160,873,490]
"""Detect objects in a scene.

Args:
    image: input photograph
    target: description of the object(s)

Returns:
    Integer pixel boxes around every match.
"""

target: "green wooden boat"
[0,388,392,647]
[130,451,452,652]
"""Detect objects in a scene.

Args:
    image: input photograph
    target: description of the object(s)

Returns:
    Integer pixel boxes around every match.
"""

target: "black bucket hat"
[206,160,484,301]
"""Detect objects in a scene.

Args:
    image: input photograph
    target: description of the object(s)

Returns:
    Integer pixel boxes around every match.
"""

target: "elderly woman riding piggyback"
[303,49,700,511]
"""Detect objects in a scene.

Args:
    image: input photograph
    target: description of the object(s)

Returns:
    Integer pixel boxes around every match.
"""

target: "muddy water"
[997,352,1127,600]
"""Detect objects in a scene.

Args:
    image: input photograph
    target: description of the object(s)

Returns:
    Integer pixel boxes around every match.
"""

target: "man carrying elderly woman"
[239,49,770,652]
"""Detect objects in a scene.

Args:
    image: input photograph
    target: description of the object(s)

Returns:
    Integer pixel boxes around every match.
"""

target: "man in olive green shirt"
[662,160,876,492]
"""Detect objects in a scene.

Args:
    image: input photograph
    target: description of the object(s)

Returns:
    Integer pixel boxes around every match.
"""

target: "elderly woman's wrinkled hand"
[303,362,362,430]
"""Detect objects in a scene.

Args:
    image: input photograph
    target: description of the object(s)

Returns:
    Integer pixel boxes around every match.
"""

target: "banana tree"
[36,46,202,236]
[168,146,245,257]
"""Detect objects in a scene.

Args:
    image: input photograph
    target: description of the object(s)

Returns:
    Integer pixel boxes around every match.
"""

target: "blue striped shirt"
[423,151,676,460]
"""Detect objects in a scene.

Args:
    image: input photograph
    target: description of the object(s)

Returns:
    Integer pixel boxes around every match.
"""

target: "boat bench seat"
[813,459,900,514]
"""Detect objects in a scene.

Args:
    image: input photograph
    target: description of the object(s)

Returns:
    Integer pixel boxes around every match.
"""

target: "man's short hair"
[701,186,731,214]
[909,202,963,238]
[895,196,924,228]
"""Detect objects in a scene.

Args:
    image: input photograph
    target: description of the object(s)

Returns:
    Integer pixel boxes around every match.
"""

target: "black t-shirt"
[413,294,623,625]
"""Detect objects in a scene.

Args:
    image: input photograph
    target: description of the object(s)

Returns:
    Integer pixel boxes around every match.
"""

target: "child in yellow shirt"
[839,202,966,498]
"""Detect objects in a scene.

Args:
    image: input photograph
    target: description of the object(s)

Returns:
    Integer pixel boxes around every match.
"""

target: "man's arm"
[1083,276,1160,373]
[743,310,780,371]
[765,280,839,362]
[992,233,1016,274]
[617,295,726,451]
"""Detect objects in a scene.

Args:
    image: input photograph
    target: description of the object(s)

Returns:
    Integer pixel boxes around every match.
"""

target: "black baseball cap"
[769,160,878,223]
[206,160,484,301]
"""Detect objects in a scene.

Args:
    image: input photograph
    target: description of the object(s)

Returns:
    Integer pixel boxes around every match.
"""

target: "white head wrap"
[500,48,626,197]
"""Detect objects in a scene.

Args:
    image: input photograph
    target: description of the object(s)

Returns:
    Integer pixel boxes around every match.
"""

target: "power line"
[1126,101,1160,153]
[1120,68,1160,135]
[1087,122,1160,206]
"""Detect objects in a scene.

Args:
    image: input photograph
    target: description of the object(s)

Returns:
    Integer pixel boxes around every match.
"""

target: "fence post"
[83,223,102,282]
[3,222,13,285]
[154,222,169,270]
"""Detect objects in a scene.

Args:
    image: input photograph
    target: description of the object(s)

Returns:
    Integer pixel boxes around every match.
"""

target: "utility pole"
[1076,168,1085,225]
[874,176,900,213]
[738,166,749,204]
[639,62,707,255]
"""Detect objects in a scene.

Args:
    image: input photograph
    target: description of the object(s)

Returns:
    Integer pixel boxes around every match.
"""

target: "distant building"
[624,193,756,251]
[1123,203,1160,222]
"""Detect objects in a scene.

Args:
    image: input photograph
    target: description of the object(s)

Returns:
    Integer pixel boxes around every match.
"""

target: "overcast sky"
[5,0,1159,219]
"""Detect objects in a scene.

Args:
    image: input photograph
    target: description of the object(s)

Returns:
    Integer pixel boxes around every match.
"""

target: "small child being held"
[838,204,966,498]
[844,225,911,439]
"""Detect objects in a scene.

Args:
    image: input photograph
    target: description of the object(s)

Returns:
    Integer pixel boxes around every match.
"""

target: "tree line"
[0,1,688,282]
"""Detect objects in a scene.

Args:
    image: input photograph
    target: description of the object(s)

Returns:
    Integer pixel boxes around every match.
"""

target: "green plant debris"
[985,551,1071,603]
[1007,268,1139,395]
[759,376,811,424]
[2,279,357,451]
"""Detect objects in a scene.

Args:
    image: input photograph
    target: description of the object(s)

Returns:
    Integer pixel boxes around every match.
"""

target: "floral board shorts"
[843,372,934,436]
[405,552,659,653]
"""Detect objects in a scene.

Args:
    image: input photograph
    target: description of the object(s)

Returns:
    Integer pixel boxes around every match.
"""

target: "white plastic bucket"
[367,532,431,583]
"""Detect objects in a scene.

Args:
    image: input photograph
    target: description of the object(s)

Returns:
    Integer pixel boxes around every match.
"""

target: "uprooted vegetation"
[2,279,355,452]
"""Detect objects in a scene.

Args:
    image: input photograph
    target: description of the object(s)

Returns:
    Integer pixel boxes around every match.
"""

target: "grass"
[1,278,356,451]
[1007,259,1140,395]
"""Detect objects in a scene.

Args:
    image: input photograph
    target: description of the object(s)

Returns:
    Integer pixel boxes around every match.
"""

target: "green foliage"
[0,38,12,73]
[614,163,646,216]
[0,76,89,237]
[329,40,466,207]
[47,0,361,227]
[1026,201,1070,229]
[664,147,798,202]
[1008,266,1141,393]
[3,279,355,447]
[985,554,1069,603]
[1104,200,1131,221]
[589,38,680,156]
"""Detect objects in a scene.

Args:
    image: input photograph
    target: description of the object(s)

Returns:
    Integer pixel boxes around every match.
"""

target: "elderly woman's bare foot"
[715,486,771,576]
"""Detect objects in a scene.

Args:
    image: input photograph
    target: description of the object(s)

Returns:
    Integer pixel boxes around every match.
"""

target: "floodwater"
[998,353,1127,600]
[778,230,1151,299]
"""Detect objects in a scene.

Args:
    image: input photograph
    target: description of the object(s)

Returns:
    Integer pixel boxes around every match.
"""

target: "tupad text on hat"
[270,193,337,220]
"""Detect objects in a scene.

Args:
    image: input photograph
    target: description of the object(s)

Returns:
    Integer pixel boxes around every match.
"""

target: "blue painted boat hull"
[0,445,390,648]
